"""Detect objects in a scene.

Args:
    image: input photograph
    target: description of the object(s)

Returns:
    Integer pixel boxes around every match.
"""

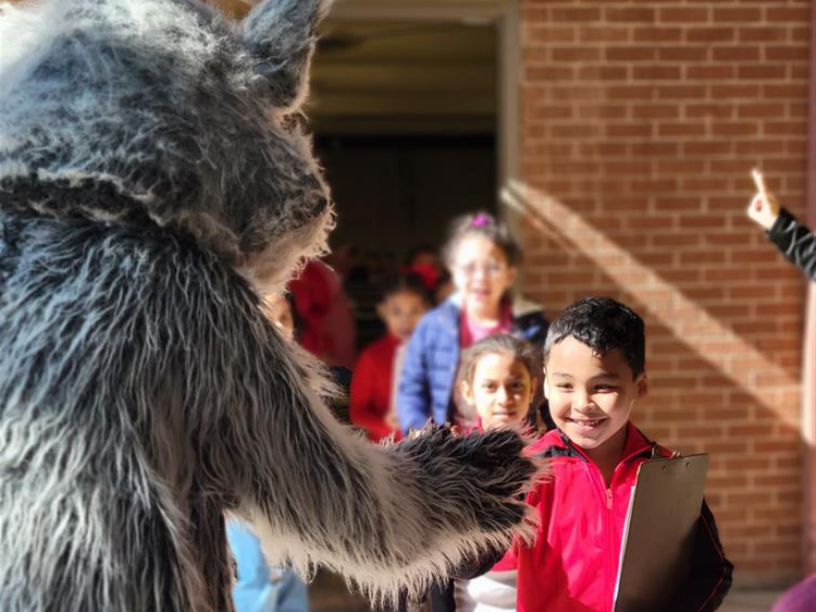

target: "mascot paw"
[394,426,542,536]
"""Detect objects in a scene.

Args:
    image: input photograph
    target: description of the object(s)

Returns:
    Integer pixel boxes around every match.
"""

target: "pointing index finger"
[752,168,768,196]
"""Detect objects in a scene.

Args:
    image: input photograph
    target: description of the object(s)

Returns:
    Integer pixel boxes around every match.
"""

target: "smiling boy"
[514,297,733,612]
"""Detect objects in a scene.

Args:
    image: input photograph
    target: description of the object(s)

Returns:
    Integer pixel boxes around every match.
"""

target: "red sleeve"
[288,263,333,357]
[349,350,392,442]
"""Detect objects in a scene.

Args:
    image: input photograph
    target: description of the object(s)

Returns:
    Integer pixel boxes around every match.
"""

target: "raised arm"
[767,208,816,281]
[748,168,816,280]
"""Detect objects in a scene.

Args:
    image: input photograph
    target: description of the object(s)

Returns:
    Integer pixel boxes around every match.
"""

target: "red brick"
[524,25,577,44]
[653,196,703,210]
[713,7,762,22]
[738,27,789,43]
[686,104,735,119]
[605,7,656,23]
[633,27,683,43]
[766,7,811,22]
[631,142,678,156]
[659,47,709,62]
[791,27,811,43]
[605,124,652,138]
[628,216,677,230]
[550,7,601,23]
[765,46,811,62]
[682,177,724,192]
[683,141,732,156]
[679,249,726,263]
[525,65,575,80]
[633,65,682,80]
[739,65,788,80]
[632,105,680,119]
[686,27,735,42]
[577,66,629,81]
[601,197,649,211]
[712,123,759,137]
[738,103,787,119]
[606,47,656,62]
[711,84,762,98]
[550,124,601,138]
[660,7,710,23]
[579,27,630,43]
[710,159,754,173]
[702,232,752,246]
[734,140,787,155]
[713,46,761,62]
[764,84,810,98]
[607,85,655,100]
[687,65,736,80]
[552,47,602,62]
[653,234,700,247]
[765,121,808,136]
[527,104,573,120]
[678,216,726,230]
[656,160,706,174]
[577,105,627,120]
[656,84,707,99]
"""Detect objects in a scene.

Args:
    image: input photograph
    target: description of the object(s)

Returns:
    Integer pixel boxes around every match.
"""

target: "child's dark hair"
[378,272,432,306]
[442,211,523,269]
[457,333,542,404]
[543,297,646,378]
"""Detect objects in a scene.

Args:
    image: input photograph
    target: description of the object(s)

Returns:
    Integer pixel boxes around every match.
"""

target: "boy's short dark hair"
[543,297,646,378]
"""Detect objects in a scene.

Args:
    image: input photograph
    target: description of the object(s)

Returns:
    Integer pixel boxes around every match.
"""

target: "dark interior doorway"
[310,20,499,261]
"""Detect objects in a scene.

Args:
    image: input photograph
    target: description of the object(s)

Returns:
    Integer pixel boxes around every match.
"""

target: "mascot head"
[0,0,333,291]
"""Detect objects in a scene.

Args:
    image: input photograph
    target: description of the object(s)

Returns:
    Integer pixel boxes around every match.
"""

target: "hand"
[747,168,781,230]
[385,412,400,432]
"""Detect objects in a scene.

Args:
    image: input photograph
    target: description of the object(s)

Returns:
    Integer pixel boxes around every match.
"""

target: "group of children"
[347,211,734,611]
[221,168,815,611]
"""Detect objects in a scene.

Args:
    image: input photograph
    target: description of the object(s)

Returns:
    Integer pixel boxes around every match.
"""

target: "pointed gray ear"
[241,0,333,112]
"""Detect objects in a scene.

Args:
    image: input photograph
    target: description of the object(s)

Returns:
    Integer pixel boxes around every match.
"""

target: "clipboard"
[612,454,709,612]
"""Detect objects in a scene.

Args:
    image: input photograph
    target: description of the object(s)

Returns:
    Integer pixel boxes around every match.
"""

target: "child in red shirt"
[350,274,430,442]
[513,297,733,612]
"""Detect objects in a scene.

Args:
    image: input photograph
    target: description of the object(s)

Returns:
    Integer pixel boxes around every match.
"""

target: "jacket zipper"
[595,446,655,612]
[584,461,616,612]
[553,428,660,611]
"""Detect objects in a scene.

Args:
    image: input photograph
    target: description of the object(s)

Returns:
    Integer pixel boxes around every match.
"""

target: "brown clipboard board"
[612,454,709,612]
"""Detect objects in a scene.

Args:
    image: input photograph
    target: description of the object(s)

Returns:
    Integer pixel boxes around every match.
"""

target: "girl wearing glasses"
[397,212,550,437]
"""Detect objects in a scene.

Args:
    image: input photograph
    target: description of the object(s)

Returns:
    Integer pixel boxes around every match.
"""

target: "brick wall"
[517,0,812,585]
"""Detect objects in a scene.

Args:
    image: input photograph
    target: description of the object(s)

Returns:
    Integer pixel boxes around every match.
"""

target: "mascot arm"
[220,303,540,605]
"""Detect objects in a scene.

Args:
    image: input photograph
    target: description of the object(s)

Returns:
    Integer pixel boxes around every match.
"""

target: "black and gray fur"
[0,1,540,611]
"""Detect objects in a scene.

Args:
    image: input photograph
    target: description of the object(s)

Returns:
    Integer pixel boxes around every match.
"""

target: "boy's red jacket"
[509,422,732,612]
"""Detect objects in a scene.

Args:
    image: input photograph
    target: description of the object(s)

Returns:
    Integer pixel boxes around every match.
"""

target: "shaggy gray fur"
[0,1,540,611]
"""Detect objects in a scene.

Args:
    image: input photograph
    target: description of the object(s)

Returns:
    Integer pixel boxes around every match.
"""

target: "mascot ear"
[241,0,332,113]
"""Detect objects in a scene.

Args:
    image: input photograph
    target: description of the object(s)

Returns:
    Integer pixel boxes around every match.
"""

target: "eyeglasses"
[455,261,507,278]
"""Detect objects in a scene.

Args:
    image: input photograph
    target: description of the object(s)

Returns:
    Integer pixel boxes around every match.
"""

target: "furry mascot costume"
[0,1,541,610]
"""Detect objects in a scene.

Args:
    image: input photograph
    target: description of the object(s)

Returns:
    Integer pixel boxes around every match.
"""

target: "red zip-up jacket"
[510,423,733,612]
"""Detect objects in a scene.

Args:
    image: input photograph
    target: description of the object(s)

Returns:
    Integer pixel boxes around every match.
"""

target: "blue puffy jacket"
[396,296,549,434]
